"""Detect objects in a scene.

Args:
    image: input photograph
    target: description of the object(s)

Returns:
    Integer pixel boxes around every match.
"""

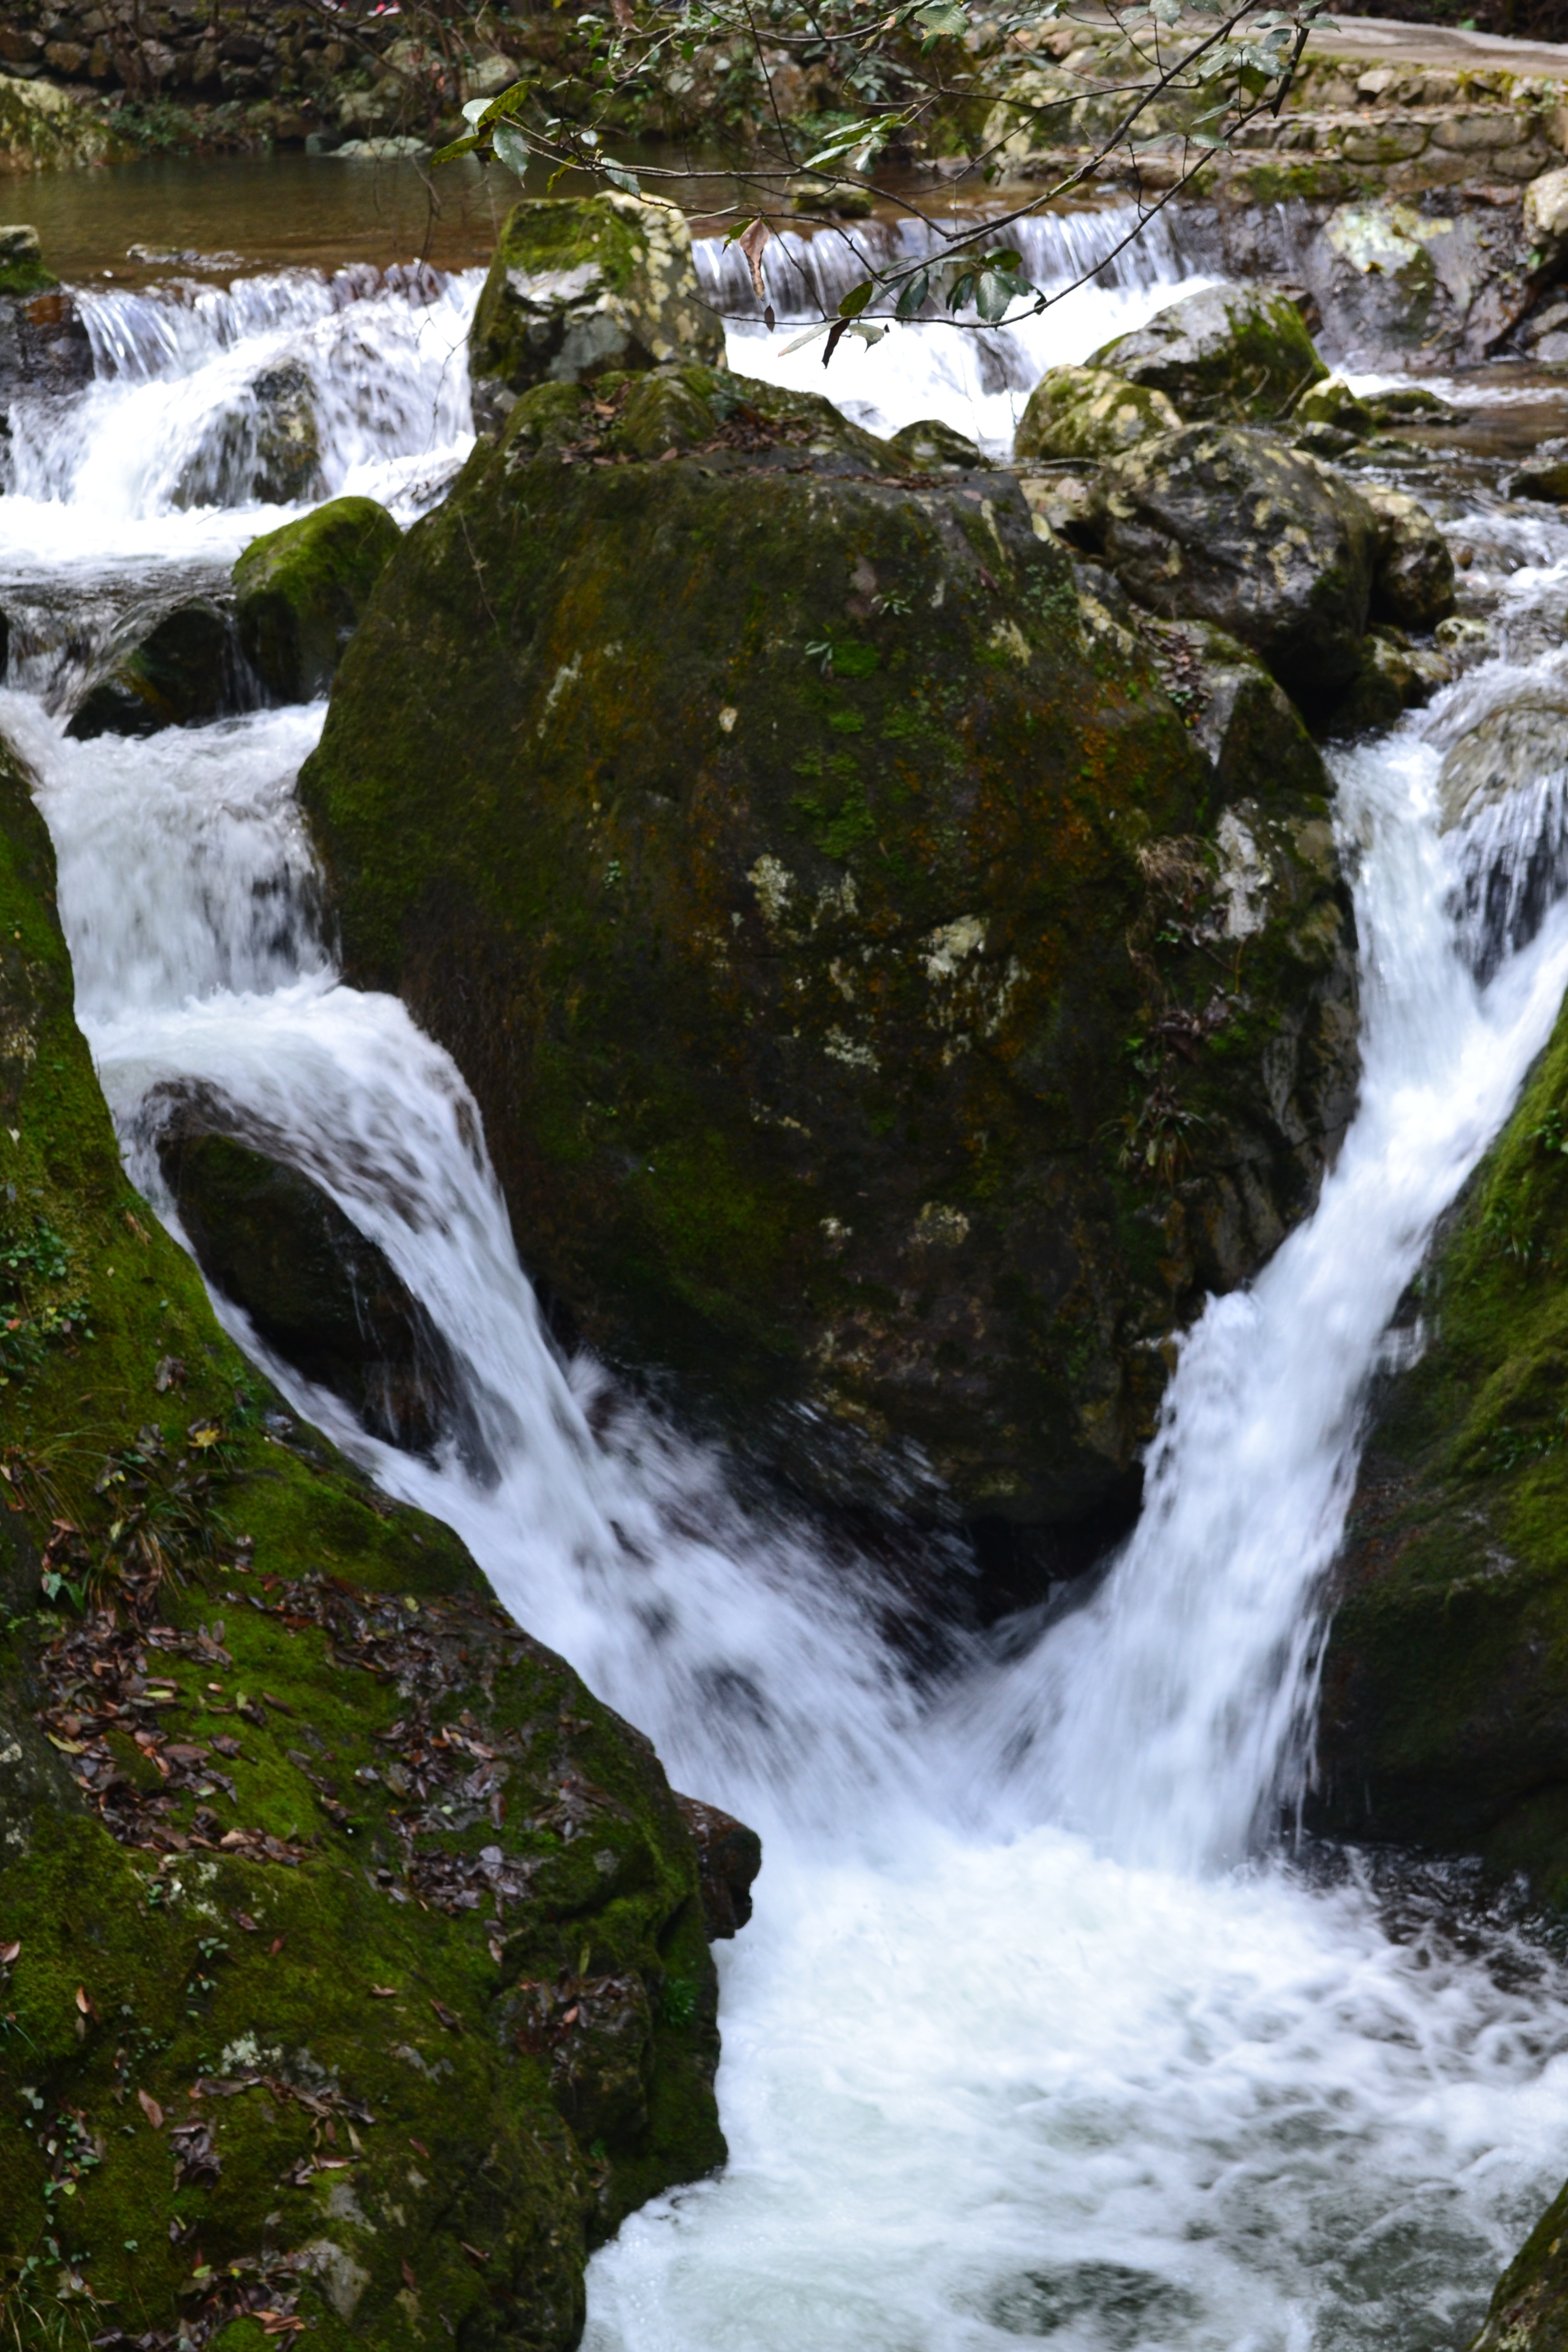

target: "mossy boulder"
[65,597,242,741]
[1313,992,1568,1902]
[297,360,1359,1529]
[234,496,402,705]
[1014,364,1181,463]
[1082,427,1383,723]
[0,728,735,2343]
[0,225,57,303]
[1362,483,1456,635]
[1089,284,1327,425]
[1471,2176,1568,2352]
[469,195,724,434]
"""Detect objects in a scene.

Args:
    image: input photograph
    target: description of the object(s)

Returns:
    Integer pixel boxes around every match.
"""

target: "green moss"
[233,497,401,704]
[296,364,1357,1528]
[0,731,728,2346]
[1317,993,1568,1876]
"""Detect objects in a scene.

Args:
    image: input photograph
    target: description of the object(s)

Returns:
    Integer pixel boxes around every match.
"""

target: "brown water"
[0,152,517,284]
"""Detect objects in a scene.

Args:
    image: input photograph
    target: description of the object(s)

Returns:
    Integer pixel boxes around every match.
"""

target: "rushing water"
[12,200,1568,2351]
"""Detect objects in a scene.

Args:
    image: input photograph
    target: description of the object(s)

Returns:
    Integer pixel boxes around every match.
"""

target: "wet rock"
[1088,283,1326,425]
[0,228,91,486]
[157,1120,471,1463]
[1303,196,1532,369]
[1439,695,1568,830]
[1014,363,1181,462]
[1524,161,1568,268]
[1472,2180,1568,2352]
[1138,616,1332,805]
[1363,484,1456,633]
[1511,437,1568,502]
[1290,374,1375,442]
[886,416,992,471]
[0,224,56,301]
[1085,426,1380,721]
[675,1794,763,1938]
[233,495,402,704]
[65,596,243,739]
[172,357,324,510]
[468,195,724,434]
[299,360,1359,1528]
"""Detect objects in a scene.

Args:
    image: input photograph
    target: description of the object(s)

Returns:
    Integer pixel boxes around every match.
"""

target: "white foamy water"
[12,224,1568,2352]
[701,203,1214,450]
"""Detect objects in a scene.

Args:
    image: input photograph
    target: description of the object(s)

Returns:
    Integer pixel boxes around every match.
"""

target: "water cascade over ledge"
[13,222,1568,2350]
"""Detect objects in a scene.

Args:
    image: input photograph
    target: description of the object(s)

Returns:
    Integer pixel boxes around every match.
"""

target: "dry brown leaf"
[137,2088,163,2130]
[0,1940,19,1966]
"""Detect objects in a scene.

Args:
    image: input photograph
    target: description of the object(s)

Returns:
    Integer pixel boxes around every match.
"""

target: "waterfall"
[13,227,1568,2352]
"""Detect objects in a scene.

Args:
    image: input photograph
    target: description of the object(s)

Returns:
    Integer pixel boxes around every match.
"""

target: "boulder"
[0,227,91,487]
[157,1117,475,1463]
[1013,362,1182,462]
[1472,2184,1568,2352]
[0,721,737,2349]
[1302,197,1533,370]
[1138,616,1333,806]
[298,360,1359,1529]
[1435,692,1568,978]
[886,416,992,470]
[1438,693,1568,837]
[469,195,724,433]
[1088,283,1326,425]
[233,495,401,703]
[1524,161,1568,267]
[65,595,243,740]
[675,1794,763,1938]
[1085,426,1380,720]
[172,357,323,510]
[0,224,56,300]
[1362,483,1456,632]
[1290,375,1374,441]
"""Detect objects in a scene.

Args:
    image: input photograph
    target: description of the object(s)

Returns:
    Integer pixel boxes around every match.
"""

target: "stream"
[10,170,1568,2349]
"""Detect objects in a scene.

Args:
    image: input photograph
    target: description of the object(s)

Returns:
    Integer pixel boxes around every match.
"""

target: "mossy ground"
[299,361,1357,1529]
[1316,992,1568,1900]
[0,731,724,2344]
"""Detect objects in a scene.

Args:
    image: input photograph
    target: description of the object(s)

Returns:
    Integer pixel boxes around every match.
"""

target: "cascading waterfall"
[13,224,1568,2350]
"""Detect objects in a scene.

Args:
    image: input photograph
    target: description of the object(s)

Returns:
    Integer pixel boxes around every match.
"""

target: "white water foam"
[14,223,1568,2352]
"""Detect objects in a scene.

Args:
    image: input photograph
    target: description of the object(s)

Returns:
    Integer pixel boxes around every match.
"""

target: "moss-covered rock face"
[0,730,731,2343]
[0,225,57,302]
[1014,365,1181,463]
[1089,284,1327,426]
[297,361,1359,1529]
[1313,993,1568,1903]
[1471,2178,1568,2352]
[234,497,402,706]
[469,197,724,434]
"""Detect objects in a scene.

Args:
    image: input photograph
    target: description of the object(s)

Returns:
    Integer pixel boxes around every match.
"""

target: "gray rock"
[885,417,991,470]
[1303,197,1532,371]
[171,357,323,510]
[1014,363,1181,462]
[1511,436,1568,501]
[1141,616,1332,805]
[1088,282,1326,424]
[1437,692,1568,834]
[1088,426,1379,718]
[1362,484,1456,632]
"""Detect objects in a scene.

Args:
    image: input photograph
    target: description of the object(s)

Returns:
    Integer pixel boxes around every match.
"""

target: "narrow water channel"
[11,182,1568,2350]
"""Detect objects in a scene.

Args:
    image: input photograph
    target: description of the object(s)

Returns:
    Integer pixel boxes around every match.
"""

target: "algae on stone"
[0,726,732,2346]
[1089,283,1327,425]
[1014,364,1181,462]
[234,495,402,704]
[298,361,1359,1532]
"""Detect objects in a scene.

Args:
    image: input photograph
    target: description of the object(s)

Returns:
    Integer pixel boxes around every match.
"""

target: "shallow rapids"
[13,207,1568,2350]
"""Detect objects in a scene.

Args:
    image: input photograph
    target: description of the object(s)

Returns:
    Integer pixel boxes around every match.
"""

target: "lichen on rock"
[1088,283,1327,425]
[469,194,725,433]
[1014,363,1182,462]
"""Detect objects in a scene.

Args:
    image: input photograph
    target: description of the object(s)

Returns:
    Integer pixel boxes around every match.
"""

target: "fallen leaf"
[137,2088,164,2130]
[430,1996,462,2033]
[75,1984,91,2015]
[409,2136,430,2159]
[47,1733,87,1755]
[0,1940,19,1965]
[232,1912,259,1933]
[269,1937,285,1956]
[401,2258,417,2293]
[186,1418,223,1450]
[370,1984,397,1998]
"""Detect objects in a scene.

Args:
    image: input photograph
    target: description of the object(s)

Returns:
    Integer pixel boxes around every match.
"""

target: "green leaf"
[431,130,483,164]
[838,278,874,318]
[494,122,531,177]
[894,268,931,320]
[601,159,642,192]
[915,0,969,35]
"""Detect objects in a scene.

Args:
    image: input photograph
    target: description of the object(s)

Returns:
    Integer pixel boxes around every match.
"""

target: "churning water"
[13,211,1568,2351]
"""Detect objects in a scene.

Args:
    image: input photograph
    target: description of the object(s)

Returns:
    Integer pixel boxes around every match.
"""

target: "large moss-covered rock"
[0,728,733,2343]
[1014,363,1182,462]
[1471,2177,1568,2352]
[1314,993,1568,1900]
[0,228,91,488]
[1089,284,1327,425]
[234,496,402,705]
[297,360,1359,1528]
[469,195,724,433]
[1084,427,1382,722]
